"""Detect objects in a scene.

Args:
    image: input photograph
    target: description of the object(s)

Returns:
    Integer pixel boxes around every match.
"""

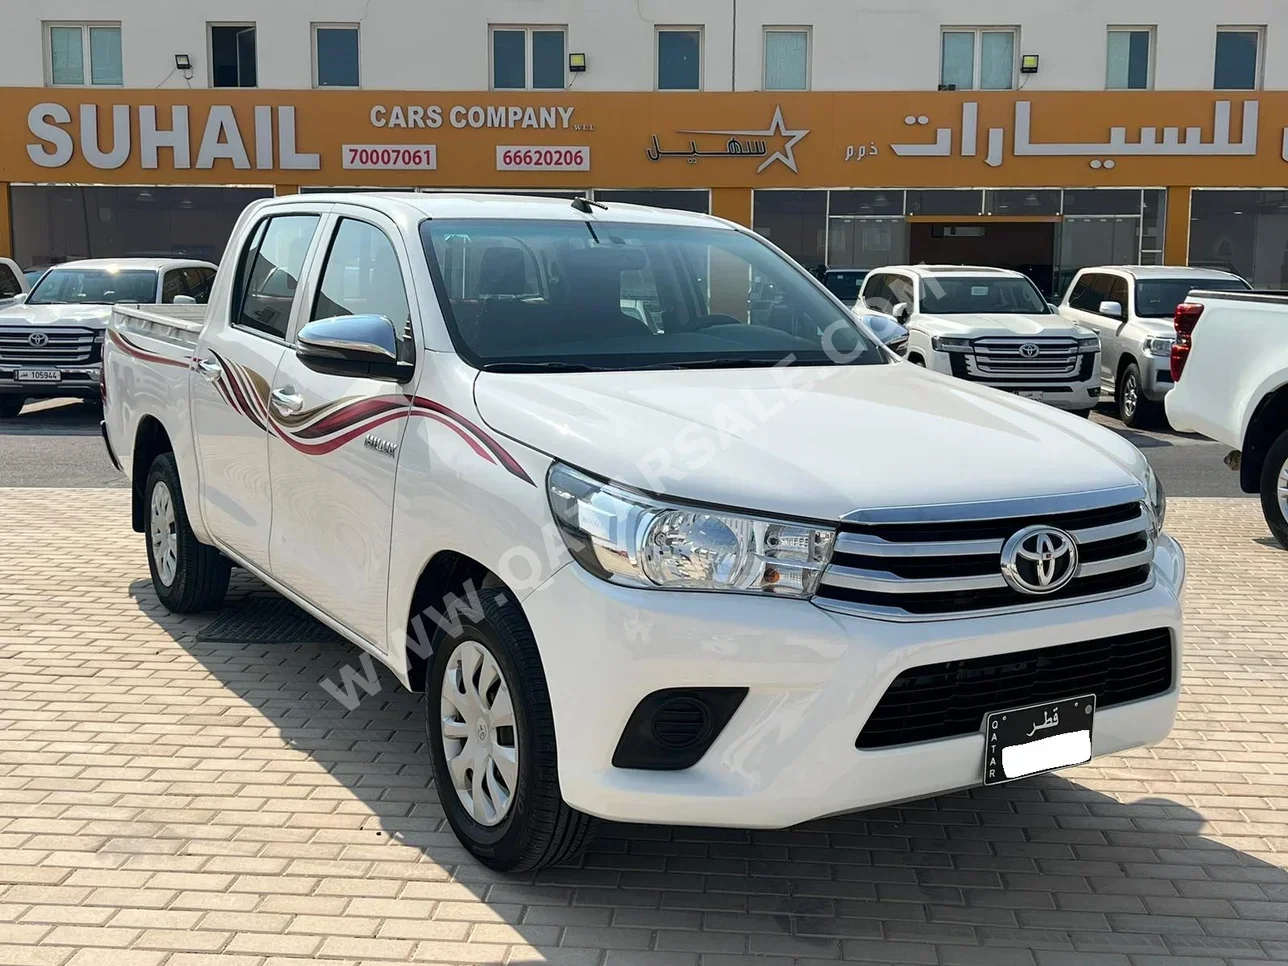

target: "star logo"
[677,106,810,174]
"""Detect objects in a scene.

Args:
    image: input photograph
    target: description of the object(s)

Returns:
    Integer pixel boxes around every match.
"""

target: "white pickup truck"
[1165,290,1288,544]
[857,265,1101,416]
[104,193,1183,872]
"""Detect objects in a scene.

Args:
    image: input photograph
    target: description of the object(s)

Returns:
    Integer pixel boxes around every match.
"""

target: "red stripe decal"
[109,329,190,368]
[411,411,495,464]
[218,360,266,432]
[275,411,410,456]
[411,397,534,485]
[293,396,409,440]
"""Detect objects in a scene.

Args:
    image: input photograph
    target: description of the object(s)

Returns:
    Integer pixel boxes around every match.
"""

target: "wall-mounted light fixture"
[1020,54,1040,74]
[175,53,192,71]
[568,52,587,73]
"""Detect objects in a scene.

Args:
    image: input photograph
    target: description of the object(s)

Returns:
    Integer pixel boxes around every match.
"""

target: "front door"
[1064,272,1113,385]
[267,210,419,649]
[191,211,323,570]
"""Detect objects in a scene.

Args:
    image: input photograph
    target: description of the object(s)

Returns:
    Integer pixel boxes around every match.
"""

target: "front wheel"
[426,587,594,872]
[1259,429,1288,549]
[144,453,230,612]
[1117,362,1162,428]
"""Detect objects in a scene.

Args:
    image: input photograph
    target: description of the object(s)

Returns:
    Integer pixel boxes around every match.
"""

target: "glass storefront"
[10,185,272,269]
[1189,189,1288,287]
[753,187,1166,300]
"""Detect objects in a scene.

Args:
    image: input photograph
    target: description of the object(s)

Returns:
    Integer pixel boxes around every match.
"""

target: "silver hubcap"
[439,640,518,827]
[1123,374,1138,419]
[1277,460,1288,520]
[149,481,178,587]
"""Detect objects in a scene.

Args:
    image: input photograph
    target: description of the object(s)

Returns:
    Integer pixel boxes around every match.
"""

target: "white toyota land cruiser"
[857,265,1102,415]
[103,194,1182,871]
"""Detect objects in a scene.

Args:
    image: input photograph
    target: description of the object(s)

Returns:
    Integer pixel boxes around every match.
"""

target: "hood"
[913,313,1090,340]
[0,303,114,329]
[474,363,1147,521]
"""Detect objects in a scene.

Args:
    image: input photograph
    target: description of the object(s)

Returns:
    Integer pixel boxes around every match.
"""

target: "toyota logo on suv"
[27,332,49,348]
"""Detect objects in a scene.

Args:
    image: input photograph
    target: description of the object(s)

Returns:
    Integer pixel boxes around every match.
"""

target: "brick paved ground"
[1,489,1286,966]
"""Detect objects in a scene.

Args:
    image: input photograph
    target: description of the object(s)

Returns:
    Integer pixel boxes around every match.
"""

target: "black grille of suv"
[0,327,97,365]
[855,628,1173,749]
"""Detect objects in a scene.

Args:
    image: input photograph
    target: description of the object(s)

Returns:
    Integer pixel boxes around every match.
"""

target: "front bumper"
[928,349,1100,412]
[0,365,101,397]
[524,533,1184,827]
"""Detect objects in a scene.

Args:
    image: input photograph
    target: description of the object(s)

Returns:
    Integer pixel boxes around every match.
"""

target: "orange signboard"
[3,88,1288,189]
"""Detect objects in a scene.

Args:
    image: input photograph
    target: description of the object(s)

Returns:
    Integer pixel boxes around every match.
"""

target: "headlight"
[1142,335,1174,357]
[547,463,836,597]
[1076,336,1100,350]
[1144,466,1167,534]
[931,336,972,352]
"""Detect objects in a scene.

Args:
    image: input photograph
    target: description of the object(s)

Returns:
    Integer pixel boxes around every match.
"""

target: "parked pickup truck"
[1059,265,1250,428]
[104,193,1183,872]
[857,265,1101,415]
[0,257,216,417]
[1165,290,1288,545]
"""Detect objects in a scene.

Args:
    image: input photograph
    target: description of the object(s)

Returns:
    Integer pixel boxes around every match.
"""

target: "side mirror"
[891,301,911,323]
[296,314,413,382]
[1098,300,1125,320]
[4,293,28,305]
[172,294,196,305]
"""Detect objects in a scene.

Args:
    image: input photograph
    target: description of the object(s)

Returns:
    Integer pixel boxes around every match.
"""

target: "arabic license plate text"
[16,369,61,383]
[342,145,437,170]
[1017,390,1045,400]
[496,146,591,172]
[983,694,1095,786]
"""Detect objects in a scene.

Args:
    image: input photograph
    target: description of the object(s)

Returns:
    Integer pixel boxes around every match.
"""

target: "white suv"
[858,265,1101,416]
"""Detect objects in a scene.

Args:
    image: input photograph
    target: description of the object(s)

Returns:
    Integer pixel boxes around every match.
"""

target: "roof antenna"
[571,195,607,213]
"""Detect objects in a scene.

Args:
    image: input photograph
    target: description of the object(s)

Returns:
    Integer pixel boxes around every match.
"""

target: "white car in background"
[0,257,216,418]
[857,265,1101,416]
[1059,265,1250,428]
[0,258,28,309]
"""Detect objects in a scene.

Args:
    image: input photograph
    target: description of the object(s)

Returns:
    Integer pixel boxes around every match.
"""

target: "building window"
[210,24,257,88]
[1106,27,1153,89]
[313,24,359,88]
[1214,27,1263,90]
[657,28,702,90]
[490,26,566,90]
[940,28,1016,90]
[45,23,122,86]
[764,28,809,91]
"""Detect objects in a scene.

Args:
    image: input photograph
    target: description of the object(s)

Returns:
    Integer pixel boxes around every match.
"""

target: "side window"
[183,267,216,304]
[0,264,20,299]
[889,275,914,311]
[1104,275,1129,312]
[161,270,185,303]
[1067,274,1092,310]
[861,273,892,311]
[311,219,412,340]
[233,215,320,339]
[1070,273,1103,311]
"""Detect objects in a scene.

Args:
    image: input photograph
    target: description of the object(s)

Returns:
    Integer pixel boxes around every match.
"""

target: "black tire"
[0,397,24,418]
[144,453,230,613]
[1259,429,1288,549]
[425,587,594,872]
[1117,362,1162,428]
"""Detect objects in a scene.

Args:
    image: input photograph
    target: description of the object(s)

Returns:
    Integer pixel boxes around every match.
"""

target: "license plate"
[983,694,1095,785]
[1017,390,1044,400]
[16,369,61,383]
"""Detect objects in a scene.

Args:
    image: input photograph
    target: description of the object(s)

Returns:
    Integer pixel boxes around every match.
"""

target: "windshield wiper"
[632,357,816,371]
[480,361,610,373]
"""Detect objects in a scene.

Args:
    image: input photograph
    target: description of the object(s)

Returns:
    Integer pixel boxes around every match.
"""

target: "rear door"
[266,207,419,648]
[192,211,325,570]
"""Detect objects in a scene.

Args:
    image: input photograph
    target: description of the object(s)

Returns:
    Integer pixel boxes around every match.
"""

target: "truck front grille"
[949,338,1095,383]
[0,327,97,365]
[813,491,1154,620]
[856,628,1173,749]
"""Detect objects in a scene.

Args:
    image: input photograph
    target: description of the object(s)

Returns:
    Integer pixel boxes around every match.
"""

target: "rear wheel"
[426,587,594,872]
[144,453,230,613]
[1258,429,1288,549]
[0,397,24,418]
[1117,362,1162,428]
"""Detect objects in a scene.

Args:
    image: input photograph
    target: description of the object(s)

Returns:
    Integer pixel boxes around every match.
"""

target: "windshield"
[420,219,884,371]
[1135,277,1251,318]
[920,276,1050,315]
[27,268,158,306]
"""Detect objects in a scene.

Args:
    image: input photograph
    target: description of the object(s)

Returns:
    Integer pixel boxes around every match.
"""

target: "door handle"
[270,386,304,415]
[196,357,222,380]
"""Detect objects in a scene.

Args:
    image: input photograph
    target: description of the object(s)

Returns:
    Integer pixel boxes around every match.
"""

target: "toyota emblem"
[1000,525,1078,595]
[1018,342,1040,359]
[27,332,49,348]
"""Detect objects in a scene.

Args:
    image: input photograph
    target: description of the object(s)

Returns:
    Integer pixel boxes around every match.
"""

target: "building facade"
[2,0,1287,294]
